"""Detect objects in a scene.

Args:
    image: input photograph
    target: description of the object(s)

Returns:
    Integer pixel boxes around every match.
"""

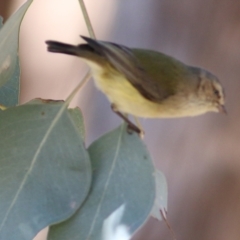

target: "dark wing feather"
[81,36,169,102]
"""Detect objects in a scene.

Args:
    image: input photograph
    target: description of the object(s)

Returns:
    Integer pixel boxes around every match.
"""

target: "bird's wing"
[81,36,170,102]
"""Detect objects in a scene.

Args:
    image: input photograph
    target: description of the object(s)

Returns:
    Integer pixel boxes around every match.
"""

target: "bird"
[46,36,226,134]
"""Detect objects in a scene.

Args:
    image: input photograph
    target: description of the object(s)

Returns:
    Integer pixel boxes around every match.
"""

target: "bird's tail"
[46,41,80,56]
[45,40,105,66]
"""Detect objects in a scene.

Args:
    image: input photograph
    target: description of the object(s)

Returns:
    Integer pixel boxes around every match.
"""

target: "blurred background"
[1,0,240,239]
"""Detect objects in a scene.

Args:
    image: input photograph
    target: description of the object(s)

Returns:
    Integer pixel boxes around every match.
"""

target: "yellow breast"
[87,62,213,118]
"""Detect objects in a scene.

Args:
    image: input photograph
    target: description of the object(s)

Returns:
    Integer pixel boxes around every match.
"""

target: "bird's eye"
[214,89,219,97]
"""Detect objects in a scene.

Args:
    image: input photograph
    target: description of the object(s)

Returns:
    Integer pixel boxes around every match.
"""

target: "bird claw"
[111,104,144,139]
[127,124,144,139]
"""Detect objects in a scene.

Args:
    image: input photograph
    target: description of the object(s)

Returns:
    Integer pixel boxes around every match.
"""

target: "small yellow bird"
[46,36,225,133]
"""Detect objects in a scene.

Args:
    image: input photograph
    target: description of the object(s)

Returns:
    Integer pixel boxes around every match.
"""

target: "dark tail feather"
[45,41,79,56]
[80,36,105,55]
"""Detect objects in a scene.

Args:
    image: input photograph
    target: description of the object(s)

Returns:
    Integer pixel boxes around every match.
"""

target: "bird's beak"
[218,104,227,114]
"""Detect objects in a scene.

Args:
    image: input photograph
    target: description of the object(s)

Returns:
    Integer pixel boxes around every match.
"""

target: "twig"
[65,70,91,105]
[78,0,96,39]
[160,208,177,240]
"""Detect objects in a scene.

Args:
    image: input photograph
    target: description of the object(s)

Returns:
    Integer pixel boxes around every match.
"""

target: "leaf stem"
[65,70,92,106]
[78,0,96,39]
[65,0,96,107]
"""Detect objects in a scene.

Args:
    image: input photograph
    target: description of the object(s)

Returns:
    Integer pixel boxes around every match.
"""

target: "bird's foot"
[126,123,144,139]
[111,104,144,138]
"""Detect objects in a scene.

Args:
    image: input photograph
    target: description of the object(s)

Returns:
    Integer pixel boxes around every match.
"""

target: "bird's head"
[194,68,226,114]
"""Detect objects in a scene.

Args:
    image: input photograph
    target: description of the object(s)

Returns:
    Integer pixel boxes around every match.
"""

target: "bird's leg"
[133,116,144,139]
[111,104,143,137]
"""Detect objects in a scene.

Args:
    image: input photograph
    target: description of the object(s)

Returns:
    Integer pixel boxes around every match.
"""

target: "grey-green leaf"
[48,124,156,240]
[0,0,33,106]
[0,99,91,240]
[150,170,168,221]
[102,205,131,240]
[0,57,20,106]
[68,107,85,140]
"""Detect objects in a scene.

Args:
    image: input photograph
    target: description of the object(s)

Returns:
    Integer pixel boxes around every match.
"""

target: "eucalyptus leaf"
[0,56,20,107]
[150,170,168,221]
[0,99,91,240]
[0,0,33,106]
[48,124,156,240]
[102,205,131,240]
[68,107,85,140]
